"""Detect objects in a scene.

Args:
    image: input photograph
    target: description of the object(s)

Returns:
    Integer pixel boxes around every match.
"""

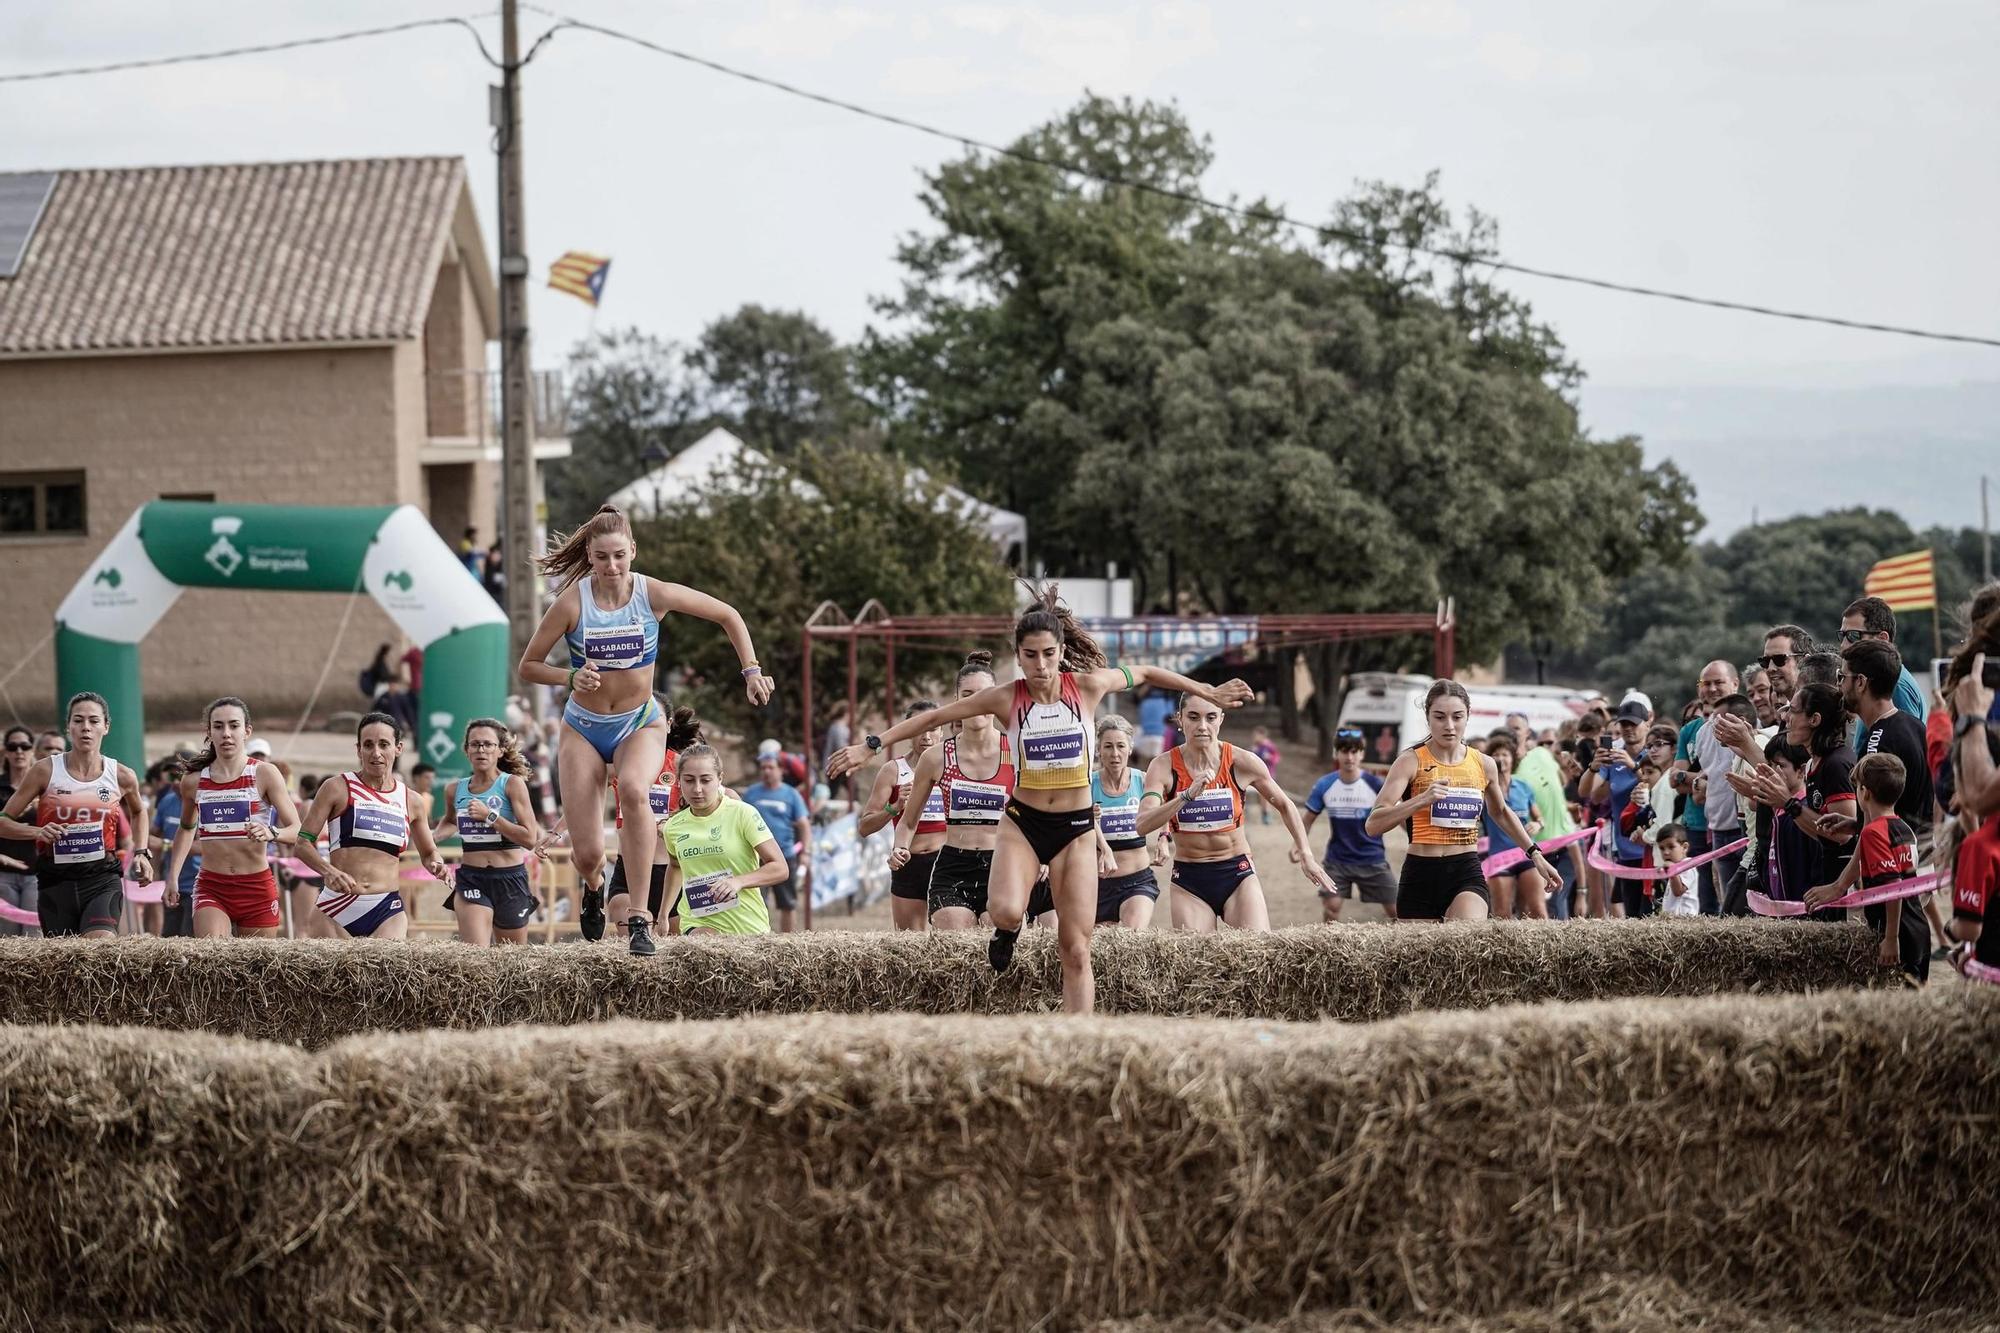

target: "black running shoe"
[628,916,657,957]
[580,884,606,942]
[987,926,1020,973]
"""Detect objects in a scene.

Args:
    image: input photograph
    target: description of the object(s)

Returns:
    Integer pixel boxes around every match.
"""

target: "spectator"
[1513,724,1576,920]
[822,703,852,800]
[1759,624,1815,708]
[1745,666,1780,729]
[1749,682,1859,886]
[360,643,419,737]
[1248,726,1281,825]
[1757,734,1821,907]
[1581,699,1651,917]
[400,643,424,698]
[1840,597,1928,753]
[1941,586,2000,821]
[743,753,812,933]
[409,762,437,827]
[483,538,506,603]
[1505,712,1533,751]
[1844,640,1934,835]
[1694,685,1765,915]
[0,725,40,937]
[147,750,199,938]
[1799,650,1842,692]
[1656,823,1700,917]
[35,731,63,760]
[1674,661,1739,913]
[459,527,483,578]
[1636,724,1679,854]
[1804,752,1927,981]
[1301,729,1397,923]
[1135,688,1171,763]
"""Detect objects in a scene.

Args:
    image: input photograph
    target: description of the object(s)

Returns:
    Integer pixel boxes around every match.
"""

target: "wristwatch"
[1784,796,1804,820]
[1956,714,1987,742]
[864,734,883,752]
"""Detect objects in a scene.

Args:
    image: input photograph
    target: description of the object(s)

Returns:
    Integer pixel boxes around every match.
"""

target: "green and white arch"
[54,501,508,778]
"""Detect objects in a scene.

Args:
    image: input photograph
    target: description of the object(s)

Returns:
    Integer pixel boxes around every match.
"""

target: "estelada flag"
[547,251,610,307]
[1863,549,1936,611]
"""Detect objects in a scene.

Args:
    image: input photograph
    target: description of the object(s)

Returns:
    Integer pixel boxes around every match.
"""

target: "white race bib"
[1429,785,1484,831]
[583,624,645,670]
[949,779,1007,823]
[1177,787,1236,834]
[197,790,254,837]
[53,822,106,865]
[1100,803,1139,841]
[681,871,736,919]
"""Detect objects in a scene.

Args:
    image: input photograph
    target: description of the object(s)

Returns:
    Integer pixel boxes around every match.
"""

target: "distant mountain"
[1578,381,1999,539]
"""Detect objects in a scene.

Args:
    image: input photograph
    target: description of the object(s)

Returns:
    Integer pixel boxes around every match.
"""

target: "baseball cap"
[755,739,782,761]
[246,739,273,757]
[1612,701,1650,725]
[1619,689,1654,716]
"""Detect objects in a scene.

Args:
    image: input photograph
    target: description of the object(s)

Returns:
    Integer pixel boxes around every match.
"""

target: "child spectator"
[1804,752,1928,981]
[1657,823,1699,916]
[1760,736,1823,908]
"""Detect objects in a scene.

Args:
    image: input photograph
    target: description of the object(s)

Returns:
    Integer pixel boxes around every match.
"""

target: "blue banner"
[809,812,896,910]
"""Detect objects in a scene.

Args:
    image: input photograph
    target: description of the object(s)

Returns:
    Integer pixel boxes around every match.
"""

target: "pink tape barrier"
[1963,958,2000,986]
[1747,871,1941,918]
[0,899,36,926]
[122,879,164,904]
[1480,823,1600,877]
[1584,835,1750,881]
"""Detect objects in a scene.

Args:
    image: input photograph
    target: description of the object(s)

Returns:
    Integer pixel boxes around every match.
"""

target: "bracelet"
[740,663,761,677]
[566,667,578,689]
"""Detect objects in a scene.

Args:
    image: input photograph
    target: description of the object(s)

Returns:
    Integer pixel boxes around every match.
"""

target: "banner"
[1087,617,1260,679]
[1863,549,1936,612]
[809,812,896,911]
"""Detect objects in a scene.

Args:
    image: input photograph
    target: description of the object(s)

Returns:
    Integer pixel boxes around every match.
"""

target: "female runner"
[603,706,704,952]
[1365,680,1560,920]
[659,743,789,936]
[157,698,300,938]
[1091,715,1167,928]
[431,719,542,947]
[518,505,770,943]
[888,653,1011,931]
[1135,694,1330,930]
[293,712,447,939]
[834,587,1253,1013]
[0,692,151,938]
[860,699,946,931]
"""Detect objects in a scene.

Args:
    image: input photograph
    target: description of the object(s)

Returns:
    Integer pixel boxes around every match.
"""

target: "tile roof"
[0,156,469,356]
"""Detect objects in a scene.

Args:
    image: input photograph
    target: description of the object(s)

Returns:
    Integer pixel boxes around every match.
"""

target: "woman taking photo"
[1366,680,1560,921]
[890,655,1011,931]
[860,699,947,931]
[293,712,447,939]
[518,505,770,944]
[433,718,542,947]
[835,587,1252,1014]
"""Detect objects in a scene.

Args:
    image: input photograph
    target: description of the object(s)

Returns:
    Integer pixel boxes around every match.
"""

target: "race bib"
[648,783,675,818]
[1177,787,1236,833]
[583,624,645,669]
[950,779,1007,823]
[1428,785,1484,831]
[681,872,736,919]
[1100,803,1139,841]
[1022,728,1084,769]
[457,810,501,846]
[53,822,106,864]
[197,791,254,837]
[352,801,408,845]
[919,789,946,823]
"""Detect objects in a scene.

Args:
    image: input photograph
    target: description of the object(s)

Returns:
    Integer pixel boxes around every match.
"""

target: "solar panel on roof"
[0,172,57,279]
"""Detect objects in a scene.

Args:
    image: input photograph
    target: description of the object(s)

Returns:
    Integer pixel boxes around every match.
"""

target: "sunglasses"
[3,741,30,752]
[1335,728,1363,741]
[1836,628,1870,644]
[1758,653,1795,669]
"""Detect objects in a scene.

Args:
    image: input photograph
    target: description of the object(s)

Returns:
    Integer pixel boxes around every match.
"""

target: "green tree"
[546,329,706,531]
[688,305,862,457]
[631,449,1014,742]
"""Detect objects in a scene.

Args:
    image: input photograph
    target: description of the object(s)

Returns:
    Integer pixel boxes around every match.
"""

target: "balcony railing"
[427,368,569,443]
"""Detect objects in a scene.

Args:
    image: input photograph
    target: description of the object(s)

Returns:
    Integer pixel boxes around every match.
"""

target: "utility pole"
[496,0,541,686]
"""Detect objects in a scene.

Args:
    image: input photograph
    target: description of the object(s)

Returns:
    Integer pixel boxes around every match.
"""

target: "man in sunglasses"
[1756,625,1815,710]
[1839,597,1928,752]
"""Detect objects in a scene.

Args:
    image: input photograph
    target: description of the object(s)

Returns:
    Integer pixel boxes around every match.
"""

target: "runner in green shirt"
[661,743,788,936]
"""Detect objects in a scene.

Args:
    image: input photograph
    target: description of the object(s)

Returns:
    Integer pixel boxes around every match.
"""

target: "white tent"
[607,427,1027,557]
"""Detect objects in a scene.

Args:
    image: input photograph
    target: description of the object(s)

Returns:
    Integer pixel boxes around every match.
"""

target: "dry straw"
[0,988,1992,1331]
[0,919,1888,1046]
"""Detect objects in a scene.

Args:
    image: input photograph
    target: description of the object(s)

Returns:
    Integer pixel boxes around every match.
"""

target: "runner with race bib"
[660,743,788,937]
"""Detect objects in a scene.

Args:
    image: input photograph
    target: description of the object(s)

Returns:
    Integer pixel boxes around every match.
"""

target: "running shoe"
[628,916,656,957]
[580,883,606,942]
[987,926,1020,973]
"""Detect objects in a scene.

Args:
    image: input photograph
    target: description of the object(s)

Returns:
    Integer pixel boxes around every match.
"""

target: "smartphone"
[1933,657,1951,693]
[1988,658,2000,689]
[1610,738,1626,752]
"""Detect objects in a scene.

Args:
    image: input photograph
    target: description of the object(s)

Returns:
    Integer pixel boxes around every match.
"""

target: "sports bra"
[1408,744,1486,848]
[329,772,410,857]
[940,736,1014,826]
[564,573,661,672]
[1091,768,1146,851]
[453,773,520,850]
[35,753,125,872]
[1009,675,1092,792]
[896,755,947,835]
[1166,744,1244,836]
[195,758,265,840]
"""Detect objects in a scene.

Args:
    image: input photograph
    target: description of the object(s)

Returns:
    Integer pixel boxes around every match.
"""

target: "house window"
[0,471,86,537]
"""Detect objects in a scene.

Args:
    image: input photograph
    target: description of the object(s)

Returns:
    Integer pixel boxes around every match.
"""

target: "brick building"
[0,157,567,721]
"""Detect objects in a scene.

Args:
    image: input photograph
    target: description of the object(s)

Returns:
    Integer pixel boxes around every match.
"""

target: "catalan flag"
[1863,549,1936,612]
[547,251,610,307]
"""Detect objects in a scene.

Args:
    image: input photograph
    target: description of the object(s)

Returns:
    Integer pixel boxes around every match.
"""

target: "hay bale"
[2,988,1994,1331]
[0,919,1887,1045]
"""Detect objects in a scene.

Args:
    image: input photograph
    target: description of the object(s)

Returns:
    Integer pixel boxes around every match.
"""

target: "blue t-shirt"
[742,781,809,861]
[1137,695,1171,739]
[151,787,201,893]
[1674,718,1708,833]
[1304,769,1385,866]
[1603,756,1644,861]
[1850,667,1929,755]
[1482,777,1536,850]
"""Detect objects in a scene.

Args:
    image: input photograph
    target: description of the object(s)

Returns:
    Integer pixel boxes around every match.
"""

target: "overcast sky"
[6,1,1996,532]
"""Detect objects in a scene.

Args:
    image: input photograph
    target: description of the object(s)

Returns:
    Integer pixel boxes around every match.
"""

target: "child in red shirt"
[1804,752,1928,980]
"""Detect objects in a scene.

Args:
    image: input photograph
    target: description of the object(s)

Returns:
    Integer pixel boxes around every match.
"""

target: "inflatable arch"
[54,501,508,779]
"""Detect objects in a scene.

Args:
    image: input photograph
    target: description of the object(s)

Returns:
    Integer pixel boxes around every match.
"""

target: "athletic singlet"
[195,757,265,840]
[35,753,124,873]
[564,573,661,671]
[612,749,681,829]
[453,773,520,850]
[1009,675,1092,791]
[329,772,410,857]
[1166,744,1244,835]
[1092,768,1147,850]
[896,755,948,835]
[940,736,1013,826]
[1408,744,1486,848]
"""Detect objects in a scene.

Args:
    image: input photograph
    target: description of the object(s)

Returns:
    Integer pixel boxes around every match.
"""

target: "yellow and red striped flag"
[547,251,610,307]
[1862,549,1936,611]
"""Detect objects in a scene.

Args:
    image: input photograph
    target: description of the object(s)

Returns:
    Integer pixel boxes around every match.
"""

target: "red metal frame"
[796,600,1456,928]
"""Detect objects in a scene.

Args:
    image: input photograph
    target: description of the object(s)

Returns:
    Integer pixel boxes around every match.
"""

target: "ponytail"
[665,705,703,752]
[463,718,531,778]
[179,696,251,775]
[537,504,634,590]
[958,650,996,686]
[1014,580,1106,673]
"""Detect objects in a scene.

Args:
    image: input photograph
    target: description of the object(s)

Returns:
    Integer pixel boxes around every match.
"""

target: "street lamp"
[640,441,670,519]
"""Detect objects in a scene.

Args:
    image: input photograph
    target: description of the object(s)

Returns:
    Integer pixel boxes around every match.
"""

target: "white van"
[1336,673,1594,766]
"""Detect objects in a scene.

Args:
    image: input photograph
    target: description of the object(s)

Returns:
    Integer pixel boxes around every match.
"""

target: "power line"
[536,9,2000,351]
[5,9,1996,351]
[0,14,499,84]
